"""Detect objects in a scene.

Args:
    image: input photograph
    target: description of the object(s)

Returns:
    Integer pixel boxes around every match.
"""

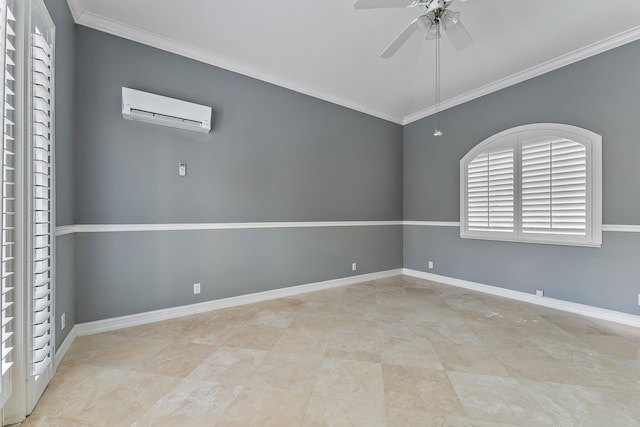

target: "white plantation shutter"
[30,25,53,378]
[466,148,514,233]
[521,138,587,236]
[461,124,601,247]
[0,0,16,405]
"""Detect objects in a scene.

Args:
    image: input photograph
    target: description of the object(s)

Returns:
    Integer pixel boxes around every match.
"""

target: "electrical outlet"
[179,162,187,177]
[536,290,544,297]
[428,261,434,270]
[193,283,201,294]
[61,313,66,330]
[352,262,357,271]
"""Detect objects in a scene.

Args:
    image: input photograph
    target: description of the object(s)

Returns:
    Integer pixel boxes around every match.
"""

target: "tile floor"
[20,275,640,426]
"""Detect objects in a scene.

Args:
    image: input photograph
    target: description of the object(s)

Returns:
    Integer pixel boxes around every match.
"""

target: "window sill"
[460,233,602,248]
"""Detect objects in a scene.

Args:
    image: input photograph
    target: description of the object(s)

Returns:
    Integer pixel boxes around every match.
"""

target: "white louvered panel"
[522,139,587,236]
[1,0,16,389]
[30,25,53,378]
[467,148,514,232]
[32,347,48,365]
[32,356,50,377]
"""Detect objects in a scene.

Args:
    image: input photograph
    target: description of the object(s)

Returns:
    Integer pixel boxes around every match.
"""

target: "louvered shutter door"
[466,148,514,233]
[521,138,587,237]
[0,0,15,404]
[31,26,52,378]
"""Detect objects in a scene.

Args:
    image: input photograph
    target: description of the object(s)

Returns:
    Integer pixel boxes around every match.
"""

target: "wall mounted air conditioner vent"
[122,87,212,133]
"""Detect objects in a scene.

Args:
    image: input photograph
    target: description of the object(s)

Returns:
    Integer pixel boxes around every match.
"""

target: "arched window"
[460,124,602,247]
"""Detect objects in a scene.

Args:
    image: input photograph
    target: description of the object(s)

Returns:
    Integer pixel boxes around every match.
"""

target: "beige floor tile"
[19,415,98,427]
[484,341,569,384]
[29,275,640,426]
[409,304,473,325]
[379,335,443,370]
[313,358,384,404]
[302,395,386,427]
[291,312,359,333]
[373,304,410,324]
[68,334,172,370]
[222,324,286,350]
[578,333,640,359]
[325,327,381,363]
[433,342,509,376]
[387,408,524,427]
[132,378,242,427]
[376,317,433,341]
[32,364,126,419]
[247,309,295,328]
[385,408,525,427]
[247,350,322,394]
[271,327,330,356]
[521,379,640,427]
[187,346,266,385]
[128,341,217,378]
[217,386,309,427]
[424,322,483,345]
[207,305,263,325]
[541,312,619,336]
[63,370,179,426]
[382,365,464,415]
[376,289,410,308]
[115,314,209,341]
[61,332,126,365]
[190,321,241,346]
[448,372,554,425]
[386,408,462,427]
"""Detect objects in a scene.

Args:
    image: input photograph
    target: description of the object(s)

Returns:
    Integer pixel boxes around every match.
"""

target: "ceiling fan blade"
[380,17,420,58]
[444,19,473,51]
[354,0,415,9]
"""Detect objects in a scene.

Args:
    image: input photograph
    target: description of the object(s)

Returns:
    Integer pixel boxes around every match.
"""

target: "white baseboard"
[403,268,640,328]
[75,269,402,336]
[54,325,77,369]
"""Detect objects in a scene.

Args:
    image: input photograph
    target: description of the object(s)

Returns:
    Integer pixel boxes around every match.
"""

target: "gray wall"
[76,227,401,322]
[44,0,76,348]
[75,28,402,224]
[404,39,640,315]
[74,28,403,322]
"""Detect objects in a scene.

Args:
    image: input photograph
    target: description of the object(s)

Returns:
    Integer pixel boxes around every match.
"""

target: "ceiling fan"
[354,0,473,58]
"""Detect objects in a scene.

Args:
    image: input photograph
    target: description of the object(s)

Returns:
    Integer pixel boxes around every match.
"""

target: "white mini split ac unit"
[122,87,212,133]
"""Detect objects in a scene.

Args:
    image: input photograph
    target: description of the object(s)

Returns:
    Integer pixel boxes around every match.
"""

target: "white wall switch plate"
[193,283,201,294]
[352,263,357,271]
[179,162,187,177]
[536,290,544,297]
[61,313,66,330]
[428,261,434,269]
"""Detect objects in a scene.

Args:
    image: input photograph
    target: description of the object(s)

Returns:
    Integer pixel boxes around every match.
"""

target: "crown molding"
[66,0,85,22]
[402,25,640,125]
[66,2,640,127]
[70,7,404,125]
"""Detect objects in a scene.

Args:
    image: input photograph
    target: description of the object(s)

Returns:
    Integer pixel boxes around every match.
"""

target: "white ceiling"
[67,0,640,124]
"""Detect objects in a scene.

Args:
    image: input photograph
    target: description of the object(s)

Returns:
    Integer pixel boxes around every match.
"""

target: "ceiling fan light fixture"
[417,15,432,32]
[425,23,440,40]
[442,10,461,31]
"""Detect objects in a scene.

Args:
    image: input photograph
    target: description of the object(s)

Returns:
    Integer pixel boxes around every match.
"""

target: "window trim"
[460,123,602,247]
